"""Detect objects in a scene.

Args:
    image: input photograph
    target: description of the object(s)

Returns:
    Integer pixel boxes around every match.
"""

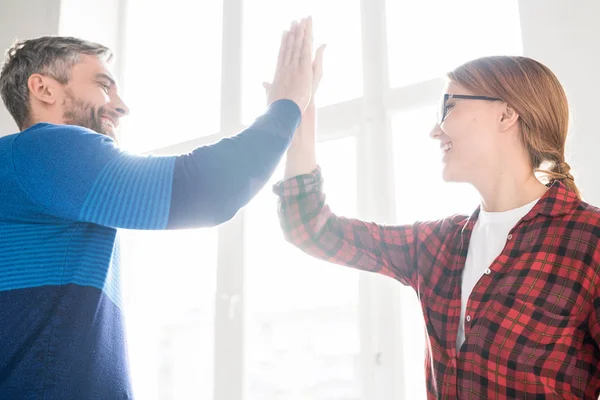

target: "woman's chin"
[441,164,464,183]
[441,165,454,182]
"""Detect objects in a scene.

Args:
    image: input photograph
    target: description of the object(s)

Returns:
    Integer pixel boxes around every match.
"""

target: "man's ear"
[499,103,519,131]
[27,74,59,105]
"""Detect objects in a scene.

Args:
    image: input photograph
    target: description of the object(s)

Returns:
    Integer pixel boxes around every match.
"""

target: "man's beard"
[62,89,115,141]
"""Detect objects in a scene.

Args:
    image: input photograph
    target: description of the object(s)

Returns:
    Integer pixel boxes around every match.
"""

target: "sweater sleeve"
[12,99,301,229]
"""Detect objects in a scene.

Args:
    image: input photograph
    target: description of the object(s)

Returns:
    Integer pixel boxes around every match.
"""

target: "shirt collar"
[522,180,580,221]
[452,180,580,228]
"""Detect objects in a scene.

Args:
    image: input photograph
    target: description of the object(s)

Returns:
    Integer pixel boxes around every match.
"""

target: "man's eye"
[100,83,110,93]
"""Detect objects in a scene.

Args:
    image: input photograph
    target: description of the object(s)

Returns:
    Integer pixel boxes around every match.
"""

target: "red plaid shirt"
[274,167,600,400]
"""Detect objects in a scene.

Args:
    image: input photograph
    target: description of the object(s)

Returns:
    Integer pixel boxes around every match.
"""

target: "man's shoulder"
[0,130,19,144]
[17,122,99,138]
[12,123,116,157]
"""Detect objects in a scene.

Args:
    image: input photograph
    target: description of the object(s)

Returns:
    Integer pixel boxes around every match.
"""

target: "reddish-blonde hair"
[448,56,580,199]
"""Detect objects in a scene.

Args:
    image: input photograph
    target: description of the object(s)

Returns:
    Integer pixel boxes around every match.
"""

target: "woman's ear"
[499,103,519,131]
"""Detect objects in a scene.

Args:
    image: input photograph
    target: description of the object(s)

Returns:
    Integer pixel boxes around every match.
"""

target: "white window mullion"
[358,0,406,399]
[316,98,363,140]
[213,0,245,399]
[386,78,446,113]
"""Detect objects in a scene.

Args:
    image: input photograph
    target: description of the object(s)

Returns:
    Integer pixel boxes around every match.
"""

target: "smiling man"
[0,20,314,399]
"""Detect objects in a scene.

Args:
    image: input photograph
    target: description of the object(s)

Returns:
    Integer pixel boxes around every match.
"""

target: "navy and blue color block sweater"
[0,99,301,399]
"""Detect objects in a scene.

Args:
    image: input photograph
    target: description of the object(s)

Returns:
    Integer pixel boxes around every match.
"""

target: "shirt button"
[507,234,513,240]
[466,315,471,322]
[484,268,491,275]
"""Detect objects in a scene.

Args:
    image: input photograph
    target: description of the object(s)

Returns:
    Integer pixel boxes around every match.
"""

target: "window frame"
[118,0,522,398]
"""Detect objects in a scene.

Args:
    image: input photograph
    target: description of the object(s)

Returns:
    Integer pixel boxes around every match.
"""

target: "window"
[121,229,218,400]
[241,0,364,123]
[119,2,224,399]
[119,0,223,153]
[112,0,525,398]
[386,0,523,88]
[244,137,362,400]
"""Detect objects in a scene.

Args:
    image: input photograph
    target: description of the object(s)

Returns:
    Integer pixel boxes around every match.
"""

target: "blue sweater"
[0,99,300,399]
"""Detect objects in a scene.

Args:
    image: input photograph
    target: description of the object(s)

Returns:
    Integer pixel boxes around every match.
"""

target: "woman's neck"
[475,171,548,212]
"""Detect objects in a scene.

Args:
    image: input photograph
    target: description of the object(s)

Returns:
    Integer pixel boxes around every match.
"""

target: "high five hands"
[265,17,326,112]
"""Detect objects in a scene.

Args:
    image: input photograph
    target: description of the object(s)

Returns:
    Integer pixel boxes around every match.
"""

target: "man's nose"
[112,93,129,117]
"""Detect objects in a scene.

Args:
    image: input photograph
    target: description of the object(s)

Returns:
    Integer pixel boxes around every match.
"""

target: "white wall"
[519,0,600,205]
[0,0,61,135]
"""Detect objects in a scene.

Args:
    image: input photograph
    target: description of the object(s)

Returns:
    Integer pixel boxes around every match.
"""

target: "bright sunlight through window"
[119,0,223,153]
[245,137,362,400]
[386,0,523,87]
[117,0,523,398]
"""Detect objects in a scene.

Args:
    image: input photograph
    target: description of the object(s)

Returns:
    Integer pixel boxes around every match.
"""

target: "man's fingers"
[276,30,289,69]
[290,18,305,66]
[282,21,297,67]
[300,16,313,70]
[268,17,316,110]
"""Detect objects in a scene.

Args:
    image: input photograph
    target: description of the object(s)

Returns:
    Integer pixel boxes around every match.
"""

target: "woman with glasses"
[272,53,600,399]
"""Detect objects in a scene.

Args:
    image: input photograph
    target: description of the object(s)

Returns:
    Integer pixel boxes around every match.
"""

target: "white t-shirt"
[456,198,540,351]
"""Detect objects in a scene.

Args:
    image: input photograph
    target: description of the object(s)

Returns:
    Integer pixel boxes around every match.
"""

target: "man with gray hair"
[0,18,314,398]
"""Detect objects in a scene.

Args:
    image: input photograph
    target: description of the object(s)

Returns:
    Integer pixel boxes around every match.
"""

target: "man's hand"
[262,26,327,178]
[267,17,314,113]
[263,38,326,179]
[264,42,326,108]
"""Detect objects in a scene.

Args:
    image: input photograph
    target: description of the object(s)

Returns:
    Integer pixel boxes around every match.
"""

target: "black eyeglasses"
[438,94,503,125]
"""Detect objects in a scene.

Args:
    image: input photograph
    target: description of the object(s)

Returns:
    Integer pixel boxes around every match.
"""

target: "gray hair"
[0,36,112,130]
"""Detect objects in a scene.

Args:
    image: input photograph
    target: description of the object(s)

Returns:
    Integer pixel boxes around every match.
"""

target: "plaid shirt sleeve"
[592,282,600,349]
[274,166,431,288]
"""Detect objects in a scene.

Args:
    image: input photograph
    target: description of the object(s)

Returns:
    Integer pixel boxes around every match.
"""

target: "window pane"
[245,137,362,400]
[120,1,223,152]
[392,107,479,400]
[121,229,217,400]
[242,1,363,124]
[386,0,523,87]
